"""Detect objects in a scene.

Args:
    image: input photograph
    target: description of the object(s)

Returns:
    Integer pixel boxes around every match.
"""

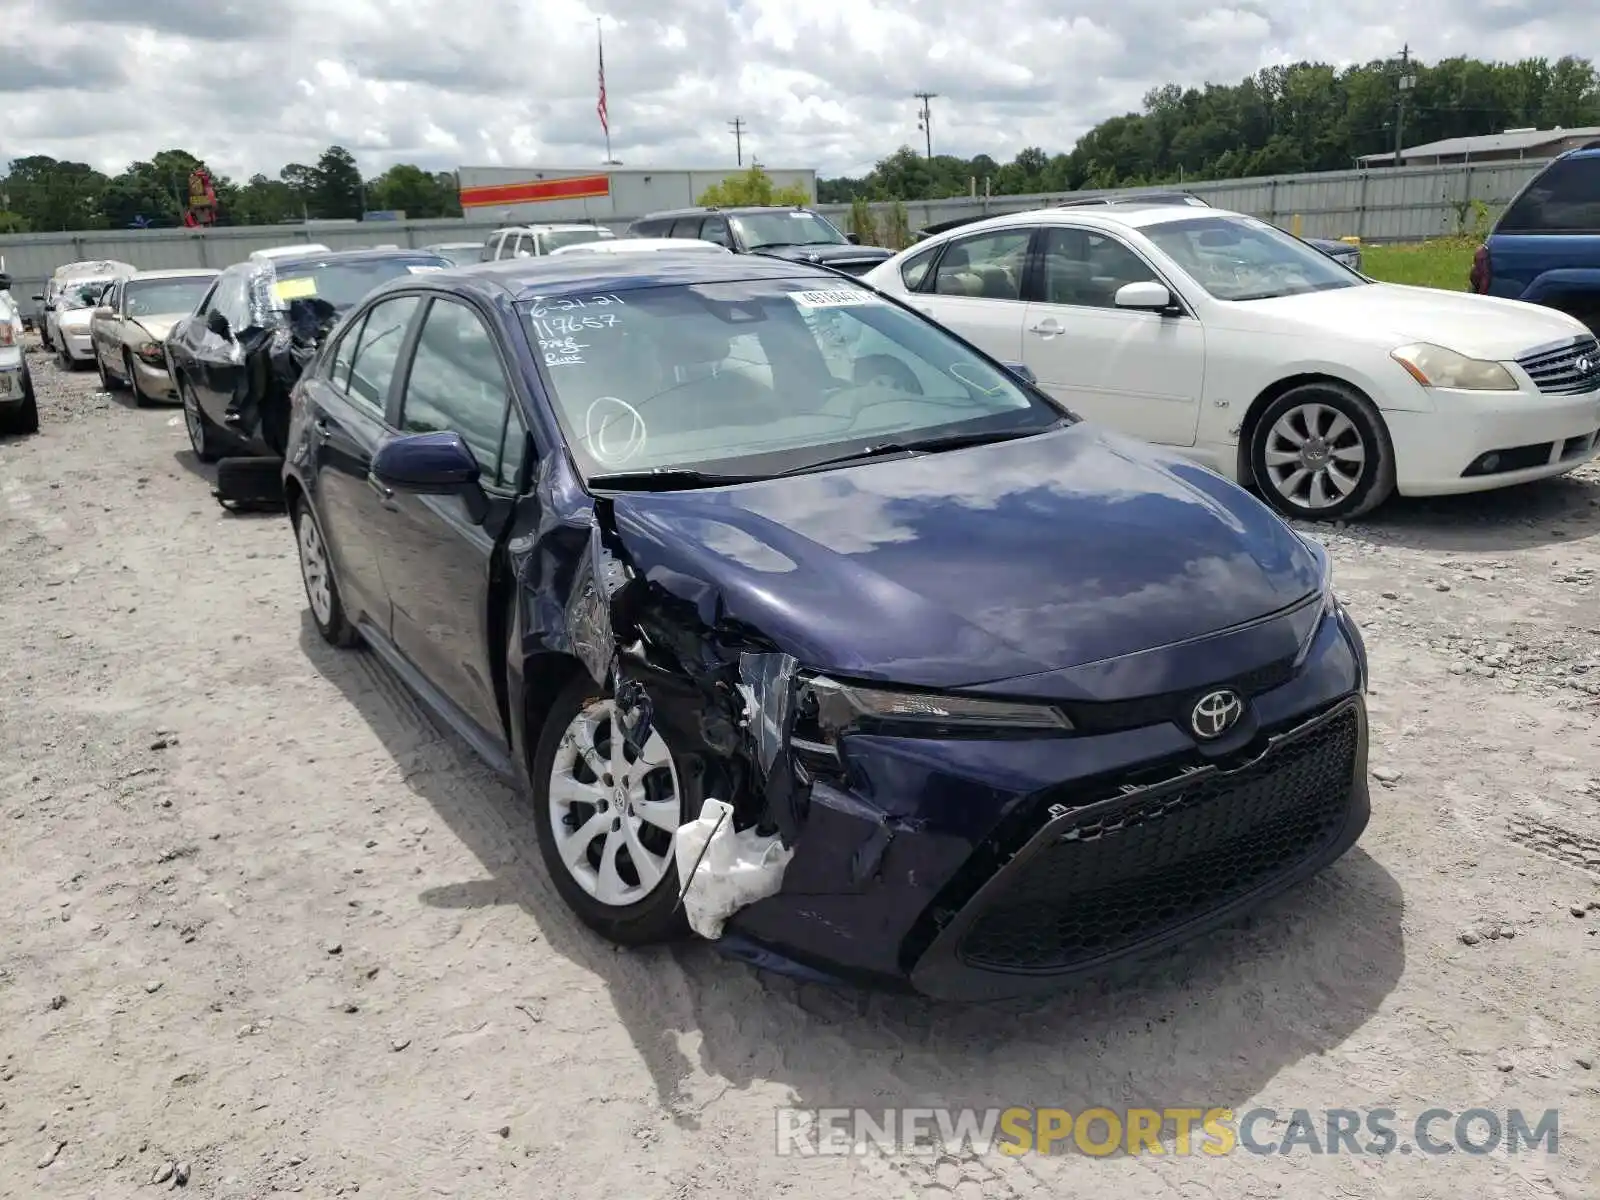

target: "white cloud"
[0,0,1589,180]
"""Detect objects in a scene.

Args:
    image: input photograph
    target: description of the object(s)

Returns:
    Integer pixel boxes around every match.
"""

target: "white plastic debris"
[673,798,793,940]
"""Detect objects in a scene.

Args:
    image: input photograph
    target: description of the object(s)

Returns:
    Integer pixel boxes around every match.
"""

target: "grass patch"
[1360,239,1475,291]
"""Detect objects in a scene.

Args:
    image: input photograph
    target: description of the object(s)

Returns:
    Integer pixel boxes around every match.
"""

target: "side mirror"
[1001,361,1037,385]
[371,431,488,523]
[1114,281,1176,313]
[846,232,862,245]
[94,305,114,319]
[206,310,232,339]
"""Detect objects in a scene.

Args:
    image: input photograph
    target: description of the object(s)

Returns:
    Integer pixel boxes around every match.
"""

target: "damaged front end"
[553,497,802,941]
[231,265,341,458]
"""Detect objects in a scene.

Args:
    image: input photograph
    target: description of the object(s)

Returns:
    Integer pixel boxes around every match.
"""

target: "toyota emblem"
[1190,690,1244,739]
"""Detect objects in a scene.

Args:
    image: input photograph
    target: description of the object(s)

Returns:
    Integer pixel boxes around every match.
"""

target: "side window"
[481,234,502,262]
[346,295,420,410]
[326,312,367,390]
[212,272,250,329]
[670,217,704,239]
[930,229,1031,300]
[398,299,510,486]
[1499,157,1600,233]
[701,218,732,248]
[496,401,529,490]
[1039,227,1160,308]
[900,243,940,291]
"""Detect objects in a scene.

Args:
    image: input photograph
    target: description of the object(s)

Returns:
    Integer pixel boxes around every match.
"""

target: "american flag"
[596,31,609,137]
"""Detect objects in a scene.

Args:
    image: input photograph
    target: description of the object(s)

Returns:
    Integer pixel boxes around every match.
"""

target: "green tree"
[2,156,109,230]
[314,146,365,219]
[367,164,462,218]
[848,197,878,245]
[696,166,810,206]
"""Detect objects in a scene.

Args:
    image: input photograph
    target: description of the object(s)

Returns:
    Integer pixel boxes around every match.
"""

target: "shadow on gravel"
[1327,470,1600,555]
[300,614,1407,1141]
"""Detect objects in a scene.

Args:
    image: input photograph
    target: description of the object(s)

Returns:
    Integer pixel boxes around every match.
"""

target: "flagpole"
[597,18,614,164]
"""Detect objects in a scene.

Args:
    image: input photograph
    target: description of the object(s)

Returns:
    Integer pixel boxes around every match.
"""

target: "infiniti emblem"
[1578,355,1593,376]
[1191,690,1244,739]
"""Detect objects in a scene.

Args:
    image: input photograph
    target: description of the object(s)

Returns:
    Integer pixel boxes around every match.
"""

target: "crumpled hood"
[755,242,893,268]
[1240,282,1591,360]
[608,425,1321,689]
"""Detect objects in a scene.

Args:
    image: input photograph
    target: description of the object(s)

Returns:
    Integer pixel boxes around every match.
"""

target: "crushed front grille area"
[957,704,1360,974]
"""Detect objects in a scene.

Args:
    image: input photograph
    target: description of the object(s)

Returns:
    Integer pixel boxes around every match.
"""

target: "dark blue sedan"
[281,250,1371,1001]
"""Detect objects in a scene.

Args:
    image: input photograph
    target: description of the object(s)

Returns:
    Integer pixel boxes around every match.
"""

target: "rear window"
[1498,156,1600,234]
[268,256,449,312]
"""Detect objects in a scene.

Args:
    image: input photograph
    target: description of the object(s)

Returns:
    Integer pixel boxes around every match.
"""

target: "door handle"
[1028,318,1064,336]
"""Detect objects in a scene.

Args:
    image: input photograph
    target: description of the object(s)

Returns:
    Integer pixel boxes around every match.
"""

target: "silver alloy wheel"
[1262,401,1367,510]
[182,384,204,454]
[297,509,334,626]
[548,699,681,908]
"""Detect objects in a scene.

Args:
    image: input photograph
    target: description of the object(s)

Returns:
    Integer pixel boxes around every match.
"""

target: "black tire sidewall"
[180,378,217,461]
[1250,385,1391,521]
[291,495,355,646]
[530,673,701,945]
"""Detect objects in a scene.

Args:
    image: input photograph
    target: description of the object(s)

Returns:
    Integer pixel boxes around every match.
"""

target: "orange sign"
[459,173,611,208]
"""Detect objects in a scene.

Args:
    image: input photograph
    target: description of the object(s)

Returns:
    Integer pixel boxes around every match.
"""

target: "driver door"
[1021,225,1205,447]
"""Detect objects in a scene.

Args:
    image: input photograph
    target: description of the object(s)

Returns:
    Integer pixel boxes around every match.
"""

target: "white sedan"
[863,205,1600,520]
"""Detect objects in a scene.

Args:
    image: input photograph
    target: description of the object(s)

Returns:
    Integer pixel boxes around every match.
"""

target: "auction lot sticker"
[789,288,880,309]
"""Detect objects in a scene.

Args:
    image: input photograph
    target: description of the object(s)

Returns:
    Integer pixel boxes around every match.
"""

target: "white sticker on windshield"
[789,288,880,310]
[406,265,446,273]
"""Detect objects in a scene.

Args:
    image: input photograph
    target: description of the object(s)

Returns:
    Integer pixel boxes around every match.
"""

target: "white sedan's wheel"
[1250,383,1393,521]
[1263,401,1367,511]
[547,699,682,908]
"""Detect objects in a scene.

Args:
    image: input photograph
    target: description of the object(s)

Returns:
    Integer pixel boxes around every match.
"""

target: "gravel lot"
[2,337,1598,1199]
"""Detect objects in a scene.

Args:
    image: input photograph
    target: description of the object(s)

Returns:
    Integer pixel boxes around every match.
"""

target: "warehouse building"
[1359,125,1600,167]
[454,165,818,223]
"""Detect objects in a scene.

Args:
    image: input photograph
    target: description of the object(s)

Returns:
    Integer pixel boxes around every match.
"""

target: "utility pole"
[1393,44,1417,168]
[729,117,746,166]
[914,92,938,159]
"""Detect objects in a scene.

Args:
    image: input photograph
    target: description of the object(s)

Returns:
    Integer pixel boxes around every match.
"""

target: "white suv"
[482,225,615,260]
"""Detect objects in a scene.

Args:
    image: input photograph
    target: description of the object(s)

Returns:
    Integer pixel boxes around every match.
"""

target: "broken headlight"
[799,674,1073,740]
[133,340,165,366]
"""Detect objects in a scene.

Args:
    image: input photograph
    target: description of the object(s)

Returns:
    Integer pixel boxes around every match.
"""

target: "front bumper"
[59,328,95,361]
[130,353,177,401]
[723,599,1370,1000]
[1386,384,1600,497]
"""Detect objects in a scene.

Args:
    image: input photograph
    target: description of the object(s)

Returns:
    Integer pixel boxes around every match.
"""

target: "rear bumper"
[1387,385,1600,496]
[724,604,1369,1000]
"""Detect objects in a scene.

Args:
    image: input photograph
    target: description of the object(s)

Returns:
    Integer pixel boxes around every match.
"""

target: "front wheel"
[531,675,699,946]
[180,377,223,462]
[1249,383,1394,521]
[97,352,124,392]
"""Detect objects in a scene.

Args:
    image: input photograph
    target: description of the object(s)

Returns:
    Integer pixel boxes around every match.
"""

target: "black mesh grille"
[958,705,1359,973]
[1516,335,1600,395]
[1058,656,1296,735]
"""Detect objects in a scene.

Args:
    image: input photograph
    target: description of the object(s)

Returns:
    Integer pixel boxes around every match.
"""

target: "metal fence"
[0,158,1546,305]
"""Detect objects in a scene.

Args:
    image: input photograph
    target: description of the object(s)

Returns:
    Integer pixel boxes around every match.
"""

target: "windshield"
[536,229,614,254]
[269,256,449,313]
[59,279,114,310]
[729,211,847,250]
[124,277,213,317]
[524,279,1067,481]
[427,245,481,266]
[1142,215,1365,301]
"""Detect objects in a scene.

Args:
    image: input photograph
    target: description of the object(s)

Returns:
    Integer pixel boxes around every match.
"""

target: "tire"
[291,494,359,648]
[0,371,39,436]
[1249,382,1394,522]
[58,343,75,372]
[179,376,223,463]
[531,673,701,946]
[97,351,125,392]
[125,351,154,407]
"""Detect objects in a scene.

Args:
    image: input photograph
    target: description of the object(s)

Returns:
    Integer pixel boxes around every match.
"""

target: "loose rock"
[152,1161,175,1184]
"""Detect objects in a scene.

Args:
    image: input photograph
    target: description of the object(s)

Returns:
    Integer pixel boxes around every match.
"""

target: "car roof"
[425,241,484,248]
[549,237,730,256]
[234,247,451,274]
[932,204,1247,238]
[634,205,812,220]
[493,224,613,233]
[126,268,220,281]
[406,248,842,302]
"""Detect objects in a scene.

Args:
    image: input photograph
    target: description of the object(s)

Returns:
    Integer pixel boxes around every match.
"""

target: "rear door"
[1489,155,1600,312]
[1020,224,1205,447]
[307,293,424,630]
[913,225,1035,363]
[375,296,527,745]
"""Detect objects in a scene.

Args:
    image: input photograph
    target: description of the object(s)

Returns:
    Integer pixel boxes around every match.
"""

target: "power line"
[728,117,746,166]
[914,92,938,159]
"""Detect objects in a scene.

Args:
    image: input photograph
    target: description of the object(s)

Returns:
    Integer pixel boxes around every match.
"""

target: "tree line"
[3,53,1597,233]
[0,145,462,233]
[818,53,1600,202]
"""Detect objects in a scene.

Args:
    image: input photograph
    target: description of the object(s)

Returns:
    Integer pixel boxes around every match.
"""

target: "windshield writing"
[524,279,1066,480]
